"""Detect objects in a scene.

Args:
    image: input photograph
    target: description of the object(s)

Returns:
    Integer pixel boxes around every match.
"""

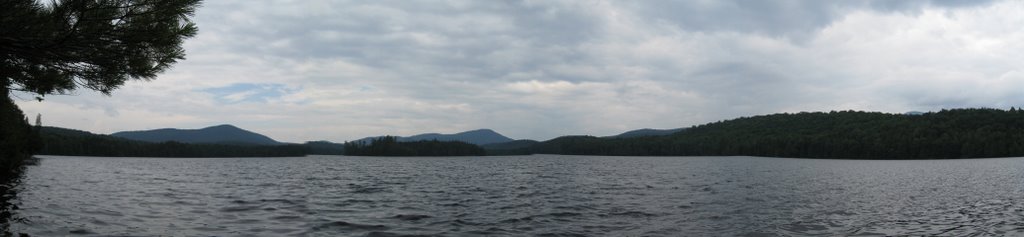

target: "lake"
[5,155,1024,236]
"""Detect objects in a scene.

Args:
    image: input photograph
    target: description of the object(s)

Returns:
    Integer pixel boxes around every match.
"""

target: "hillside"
[111,124,280,145]
[606,128,685,138]
[40,127,306,157]
[520,109,1024,159]
[304,141,345,155]
[481,139,540,156]
[482,139,540,150]
[357,129,514,145]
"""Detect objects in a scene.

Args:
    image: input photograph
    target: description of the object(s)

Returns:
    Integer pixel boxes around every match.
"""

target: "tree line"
[0,97,41,175]
[343,136,486,156]
[36,127,488,158]
[39,127,307,157]
[29,108,1024,159]
[502,108,1024,159]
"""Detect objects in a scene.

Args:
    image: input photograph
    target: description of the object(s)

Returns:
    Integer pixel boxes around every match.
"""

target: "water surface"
[8,155,1024,236]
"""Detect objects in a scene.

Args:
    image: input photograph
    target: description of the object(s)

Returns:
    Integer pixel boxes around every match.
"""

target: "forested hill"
[39,127,307,157]
[355,129,514,146]
[400,129,513,145]
[344,136,486,156]
[111,124,281,145]
[513,108,1024,159]
[37,108,1024,159]
[606,128,685,138]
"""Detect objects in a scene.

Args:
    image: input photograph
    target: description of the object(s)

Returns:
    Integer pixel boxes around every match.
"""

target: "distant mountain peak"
[357,129,514,145]
[111,124,281,145]
[208,124,239,129]
[461,129,499,134]
[607,127,685,138]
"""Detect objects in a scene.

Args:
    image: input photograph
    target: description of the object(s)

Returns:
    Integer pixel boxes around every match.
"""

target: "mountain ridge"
[111,124,281,145]
[39,126,306,157]
[606,128,686,138]
[356,128,514,145]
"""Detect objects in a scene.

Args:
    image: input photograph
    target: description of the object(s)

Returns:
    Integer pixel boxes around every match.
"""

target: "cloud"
[14,0,1024,142]
[618,0,996,38]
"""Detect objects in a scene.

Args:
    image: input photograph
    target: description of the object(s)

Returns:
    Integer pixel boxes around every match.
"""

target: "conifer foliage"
[1,0,201,97]
[1,0,201,168]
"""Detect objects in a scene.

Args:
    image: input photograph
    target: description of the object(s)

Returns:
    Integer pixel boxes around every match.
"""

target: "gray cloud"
[621,0,997,38]
[14,0,1024,142]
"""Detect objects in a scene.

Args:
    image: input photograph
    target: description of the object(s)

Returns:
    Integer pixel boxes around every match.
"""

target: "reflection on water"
[9,155,1024,236]
[0,165,26,236]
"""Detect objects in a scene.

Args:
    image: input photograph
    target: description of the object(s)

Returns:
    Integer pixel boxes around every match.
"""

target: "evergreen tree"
[2,0,201,97]
[0,97,35,173]
[1,0,201,167]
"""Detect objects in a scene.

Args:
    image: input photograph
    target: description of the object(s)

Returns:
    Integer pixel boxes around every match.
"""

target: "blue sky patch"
[203,83,295,104]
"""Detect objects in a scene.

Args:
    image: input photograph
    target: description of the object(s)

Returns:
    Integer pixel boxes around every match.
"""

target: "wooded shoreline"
[33,108,1024,160]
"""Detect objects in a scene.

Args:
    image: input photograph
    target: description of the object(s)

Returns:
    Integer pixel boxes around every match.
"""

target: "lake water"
[5,155,1024,236]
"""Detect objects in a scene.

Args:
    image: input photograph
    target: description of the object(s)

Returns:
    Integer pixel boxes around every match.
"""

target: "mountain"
[111,124,281,145]
[356,129,514,145]
[482,139,540,150]
[606,128,685,138]
[39,126,306,157]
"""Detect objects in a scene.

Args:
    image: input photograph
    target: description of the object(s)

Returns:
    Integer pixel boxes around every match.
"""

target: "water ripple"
[8,155,1024,236]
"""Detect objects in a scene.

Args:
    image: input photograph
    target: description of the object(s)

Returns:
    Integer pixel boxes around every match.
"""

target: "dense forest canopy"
[304,141,345,155]
[505,108,1024,159]
[29,108,1024,159]
[344,136,486,157]
[0,98,40,174]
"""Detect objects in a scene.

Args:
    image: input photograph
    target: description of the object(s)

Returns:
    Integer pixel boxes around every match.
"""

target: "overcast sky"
[14,0,1024,142]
